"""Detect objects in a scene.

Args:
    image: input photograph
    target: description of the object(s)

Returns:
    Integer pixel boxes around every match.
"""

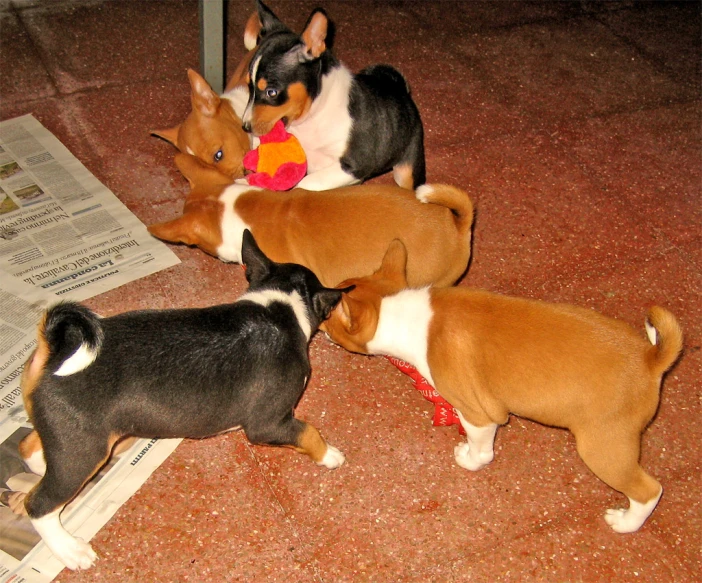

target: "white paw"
[454,442,492,471]
[318,444,345,469]
[603,490,661,533]
[604,508,642,533]
[52,537,97,570]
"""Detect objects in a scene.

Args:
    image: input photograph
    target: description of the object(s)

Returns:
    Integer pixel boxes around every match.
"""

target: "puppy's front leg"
[296,162,358,191]
[454,411,498,471]
[246,417,345,469]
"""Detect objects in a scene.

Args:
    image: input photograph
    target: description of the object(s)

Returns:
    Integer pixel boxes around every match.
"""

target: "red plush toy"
[386,356,466,435]
[242,120,307,190]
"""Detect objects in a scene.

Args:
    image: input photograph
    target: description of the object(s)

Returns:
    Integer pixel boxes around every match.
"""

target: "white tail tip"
[645,320,657,345]
[54,343,98,376]
[415,184,434,203]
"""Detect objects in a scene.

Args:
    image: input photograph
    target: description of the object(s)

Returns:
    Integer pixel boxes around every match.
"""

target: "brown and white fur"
[322,240,683,533]
[148,153,473,288]
[155,2,426,191]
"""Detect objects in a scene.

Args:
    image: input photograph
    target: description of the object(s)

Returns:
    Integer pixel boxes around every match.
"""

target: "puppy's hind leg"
[393,127,425,190]
[246,416,345,469]
[25,434,115,569]
[297,162,359,191]
[574,426,662,533]
[454,411,498,471]
[19,430,46,476]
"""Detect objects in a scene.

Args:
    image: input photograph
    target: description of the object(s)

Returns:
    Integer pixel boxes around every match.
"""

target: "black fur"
[25,230,343,518]
[343,65,425,186]
[245,0,426,188]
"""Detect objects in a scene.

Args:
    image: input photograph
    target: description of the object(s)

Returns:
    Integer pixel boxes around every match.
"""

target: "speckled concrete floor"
[1,1,700,582]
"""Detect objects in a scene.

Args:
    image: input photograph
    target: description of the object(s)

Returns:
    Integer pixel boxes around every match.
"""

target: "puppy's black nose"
[242,122,252,133]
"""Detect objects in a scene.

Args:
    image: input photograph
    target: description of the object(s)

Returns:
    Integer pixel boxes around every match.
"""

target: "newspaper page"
[0,251,181,583]
[0,115,183,581]
[0,114,180,300]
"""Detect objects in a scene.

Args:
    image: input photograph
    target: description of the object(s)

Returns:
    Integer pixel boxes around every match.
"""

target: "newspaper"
[0,116,183,582]
[0,114,180,300]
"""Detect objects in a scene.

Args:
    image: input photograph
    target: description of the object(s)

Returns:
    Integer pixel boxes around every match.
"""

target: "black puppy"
[19,230,347,570]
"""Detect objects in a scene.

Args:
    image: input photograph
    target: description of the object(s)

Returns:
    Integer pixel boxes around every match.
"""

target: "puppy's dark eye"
[214,149,223,163]
[265,88,278,99]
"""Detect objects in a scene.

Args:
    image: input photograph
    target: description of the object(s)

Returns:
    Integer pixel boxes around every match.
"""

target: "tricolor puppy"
[221,0,426,190]
[322,241,683,533]
[19,231,346,570]
[148,152,473,288]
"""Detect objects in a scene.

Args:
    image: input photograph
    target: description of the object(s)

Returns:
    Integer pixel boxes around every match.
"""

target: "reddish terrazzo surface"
[1,1,700,582]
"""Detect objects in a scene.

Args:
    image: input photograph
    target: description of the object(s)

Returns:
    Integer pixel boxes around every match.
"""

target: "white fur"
[241,55,262,128]
[288,66,354,177]
[415,184,434,203]
[31,509,97,570]
[296,161,358,191]
[215,184,260,262]
[604,487,663,533]
[366,288,435,386]
[645,319,657,345]
[223,84,252,120]
[238,290,312,341]
[54,343,98,377]
[25,447,46,476]
[454,411,498,471]
[318,444,345,469]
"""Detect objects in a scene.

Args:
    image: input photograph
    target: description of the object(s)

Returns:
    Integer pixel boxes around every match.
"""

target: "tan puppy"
[148,153,474,288]
[152,66,252,180]
[322,241,683,533]
[152,13,259,179]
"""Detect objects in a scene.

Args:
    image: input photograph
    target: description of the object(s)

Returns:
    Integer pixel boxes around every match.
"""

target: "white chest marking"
[215,184,261,263]
[238,289,312,341]
[367,289,435,386]
[222,84,250,120]
[241,55,262,127]
[289,66,354,173]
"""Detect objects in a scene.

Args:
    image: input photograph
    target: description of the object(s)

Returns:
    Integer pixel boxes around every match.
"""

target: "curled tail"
[415,184,475,241]
[41,302,104,377]
[644,306,683,377]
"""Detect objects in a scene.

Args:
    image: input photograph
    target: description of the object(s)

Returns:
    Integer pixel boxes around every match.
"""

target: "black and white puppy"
[19,230,347,571]
[240,0,426,191]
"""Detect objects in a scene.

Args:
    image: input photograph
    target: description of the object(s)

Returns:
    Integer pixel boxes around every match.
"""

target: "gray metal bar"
[199,0,225,94]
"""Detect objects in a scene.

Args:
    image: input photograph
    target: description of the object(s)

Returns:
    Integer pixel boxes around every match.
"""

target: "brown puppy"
[322,241,683,533]
[152,66,252,180]
[148,154,474,288]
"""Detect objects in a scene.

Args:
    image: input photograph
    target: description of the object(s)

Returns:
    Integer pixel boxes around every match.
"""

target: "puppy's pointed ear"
[243,12,262,50]
[256,0,289,38]
[300,10,328,59]
[376,239,409,287]
[337,294,365,335]
[313,285,354,322]
[187,68,220,117]
[148,215,201,247]
[241,230,271,284]
[151,125,181,147]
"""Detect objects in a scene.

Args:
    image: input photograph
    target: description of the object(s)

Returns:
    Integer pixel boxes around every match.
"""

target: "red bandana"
[385,356,465,435]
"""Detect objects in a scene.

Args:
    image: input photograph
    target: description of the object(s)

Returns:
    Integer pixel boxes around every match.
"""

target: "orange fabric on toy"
[243,121,307,190]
